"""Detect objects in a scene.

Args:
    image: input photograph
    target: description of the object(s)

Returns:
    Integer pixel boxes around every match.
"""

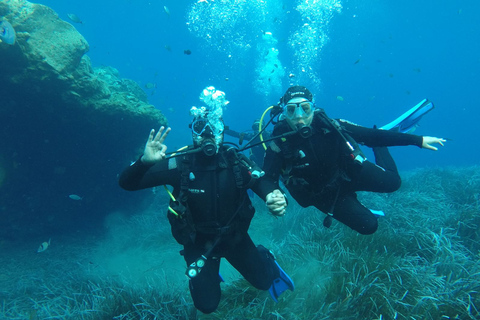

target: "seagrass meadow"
[1,166,479,320]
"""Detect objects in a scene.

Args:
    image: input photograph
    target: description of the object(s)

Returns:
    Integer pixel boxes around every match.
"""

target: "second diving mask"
[282,98,315,138]
[283,101,315,119]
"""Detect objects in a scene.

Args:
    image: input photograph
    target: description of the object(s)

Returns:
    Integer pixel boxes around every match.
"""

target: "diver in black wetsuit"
[118,93,293,313]
[263,86,446,235]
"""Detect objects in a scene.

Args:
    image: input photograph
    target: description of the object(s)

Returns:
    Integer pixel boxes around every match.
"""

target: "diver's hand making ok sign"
[141,126,171,165]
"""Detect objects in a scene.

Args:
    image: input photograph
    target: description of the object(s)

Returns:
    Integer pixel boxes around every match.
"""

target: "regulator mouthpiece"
[297,125,312,138]
[201,139,218,156]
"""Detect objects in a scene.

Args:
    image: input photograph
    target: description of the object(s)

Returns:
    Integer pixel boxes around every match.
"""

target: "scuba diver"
[260,85,446,235]
[225,119,271,167]
[118,86,293,314]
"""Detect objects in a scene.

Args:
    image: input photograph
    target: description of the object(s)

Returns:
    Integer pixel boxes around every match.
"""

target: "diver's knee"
[195,302,218,314]
[391,176,402,191]
[192,289,219,314]
[189,278,220,314]
[357,218,378,235]
[382,175,401,193]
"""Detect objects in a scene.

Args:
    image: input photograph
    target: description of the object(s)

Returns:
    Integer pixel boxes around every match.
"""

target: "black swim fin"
[380,99,434,133]
[269,261,295,302]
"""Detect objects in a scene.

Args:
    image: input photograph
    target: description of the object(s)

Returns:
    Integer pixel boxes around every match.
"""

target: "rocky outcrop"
[0,0,165,123]
[0,0,167,240]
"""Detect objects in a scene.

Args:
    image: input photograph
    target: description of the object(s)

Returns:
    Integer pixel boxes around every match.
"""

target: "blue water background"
[35,0,479,170]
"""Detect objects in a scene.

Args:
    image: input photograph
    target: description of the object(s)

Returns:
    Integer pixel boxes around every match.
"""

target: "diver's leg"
[373,146,398,173]
[183,245,222,314]
[225,235,294,302]
[225,233,276,290]
[332,192,378,235]
[350,147,401,193]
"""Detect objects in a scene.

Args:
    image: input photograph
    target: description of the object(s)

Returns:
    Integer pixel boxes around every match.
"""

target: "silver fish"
[67,13,83,24]
[69,194,83,200]
[0,19,16,45]
[37,238,51,253]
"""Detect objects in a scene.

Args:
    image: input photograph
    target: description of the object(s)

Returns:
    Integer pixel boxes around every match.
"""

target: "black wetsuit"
[262,111,423,235]
[119,146,279,314]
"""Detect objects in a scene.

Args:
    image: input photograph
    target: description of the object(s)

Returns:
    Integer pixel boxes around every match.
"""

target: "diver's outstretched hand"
[266,189,287,217]
[141,126,171,164]
[422,136,446,151]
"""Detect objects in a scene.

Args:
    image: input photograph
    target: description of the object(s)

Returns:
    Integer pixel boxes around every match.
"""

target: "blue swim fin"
[370,209,385,217]
[380,99,434,134]
[269,261,295,302]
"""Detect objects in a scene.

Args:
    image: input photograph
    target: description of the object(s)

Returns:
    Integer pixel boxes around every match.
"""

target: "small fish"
[288,73,295,78]
[0,19,16,45]
[184,49,192,55]
[164,6,170,16]
[336,96,344,101]
[67,13,83,24]
[69,194,83,200]
[37,238,51,253]
[354,58,361,64]
[144,82,156,89]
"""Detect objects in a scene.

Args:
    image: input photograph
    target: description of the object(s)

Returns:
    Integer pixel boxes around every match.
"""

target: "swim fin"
[380,99,434,134]
[269,261,295,302]
[370,209,385,217]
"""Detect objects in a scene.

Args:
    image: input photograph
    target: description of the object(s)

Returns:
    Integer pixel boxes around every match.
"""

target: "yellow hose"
[163,145,189,217]
[259,106,274,150]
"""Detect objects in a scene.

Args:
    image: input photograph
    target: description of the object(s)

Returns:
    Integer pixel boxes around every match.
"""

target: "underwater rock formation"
[0,0,165,123]
[0,0,166,239]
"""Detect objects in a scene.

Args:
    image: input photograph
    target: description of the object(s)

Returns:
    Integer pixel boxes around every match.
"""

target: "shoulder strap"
[314,109,366,165]
[179,154,191,202]
[224,147,261,189]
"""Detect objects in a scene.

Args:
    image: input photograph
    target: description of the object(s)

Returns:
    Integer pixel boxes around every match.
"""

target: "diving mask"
[283,100,315,119]
[191,117,224,156]
[191,117,224,136]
